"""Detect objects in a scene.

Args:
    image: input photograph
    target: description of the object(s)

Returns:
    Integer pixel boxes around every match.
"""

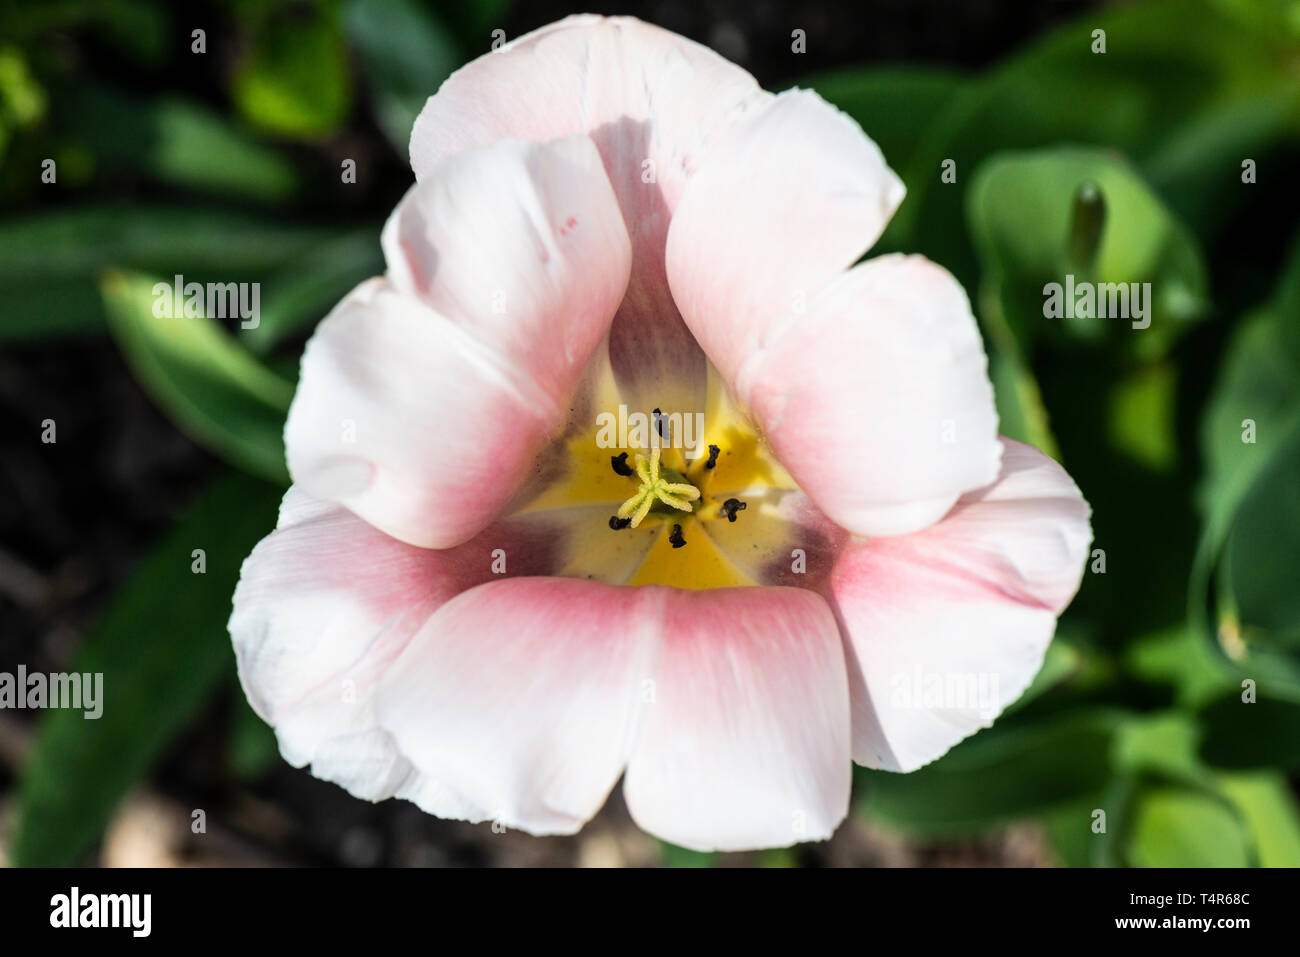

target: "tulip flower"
[230,15,1091,851]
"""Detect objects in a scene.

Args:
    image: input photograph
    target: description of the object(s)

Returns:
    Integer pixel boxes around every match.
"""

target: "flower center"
[509,361,806,590]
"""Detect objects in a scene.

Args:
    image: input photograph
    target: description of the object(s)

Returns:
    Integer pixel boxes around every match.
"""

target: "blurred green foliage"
[4,0,1300,866]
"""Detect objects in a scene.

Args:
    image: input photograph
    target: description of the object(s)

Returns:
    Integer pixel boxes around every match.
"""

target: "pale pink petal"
[229,486,560,817]
[383,134,630,406]
[374,579,658,835]
[410,14,768,416]
[829,439,1092,772]
[737,254,1002,537]
[622,587,851,851]
[665,88,905,384]
[410,16,763,215]
[286,135,631,549]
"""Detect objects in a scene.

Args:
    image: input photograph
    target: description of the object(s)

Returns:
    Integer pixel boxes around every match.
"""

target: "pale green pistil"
[615,445,701,528]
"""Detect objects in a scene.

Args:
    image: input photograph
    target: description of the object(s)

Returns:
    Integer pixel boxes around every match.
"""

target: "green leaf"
[13,471,282,866]
[1193,292,1300,690]
[231,0,352,140]
[968,147,1210,360]
[856,709,1122,836]
[345,0,463,153]
[102,269,294,483]
[1216,771,1300,867]
[1125,786,1251,867]
[900,0,1300,286]
[1123,625,1236,708]
[0,206,337,342]
[58,87,301,202]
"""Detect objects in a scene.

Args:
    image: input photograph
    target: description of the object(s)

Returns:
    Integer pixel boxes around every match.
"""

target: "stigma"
[614,445,702,529]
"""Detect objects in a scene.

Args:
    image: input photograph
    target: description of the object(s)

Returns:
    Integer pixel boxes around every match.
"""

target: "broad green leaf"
[1125,786,1251,867]
[102,269,294,483]
[1193,294,1300,690]
[231,0,352,140]
[856,709,1123,836]
[345,0,462,153]
[1216,771,1300,867]
[899,0,1300,286]
[968,147,1209,360]
[13,471,282,866]
[59,87,300,202]
[0,206,336,342]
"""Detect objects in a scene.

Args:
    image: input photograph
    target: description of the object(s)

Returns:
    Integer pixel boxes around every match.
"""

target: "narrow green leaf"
[102,269,293,483]
[60,87,300,202]
[13,472,282,866]
[0,206,337,342]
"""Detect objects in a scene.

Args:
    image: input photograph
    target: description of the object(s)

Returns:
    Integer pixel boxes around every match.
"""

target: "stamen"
[614,444,702,528]
[610,452,634,477]
[705,444,720,469]
[669,524,686,548]
[609,516,631,530]
[652,407,669,441]
[719,498,748,523]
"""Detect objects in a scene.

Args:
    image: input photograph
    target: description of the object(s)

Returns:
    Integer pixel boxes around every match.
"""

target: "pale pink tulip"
[230,15,1091,852]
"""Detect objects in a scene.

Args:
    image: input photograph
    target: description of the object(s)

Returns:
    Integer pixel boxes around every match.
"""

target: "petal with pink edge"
[230,486,560,818]
[374,578,658,835]
[829,439,1092,773]
[622,587,851,852]
[738,254,1002,537]
[286,135,631,549]
[665,88,905,384]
